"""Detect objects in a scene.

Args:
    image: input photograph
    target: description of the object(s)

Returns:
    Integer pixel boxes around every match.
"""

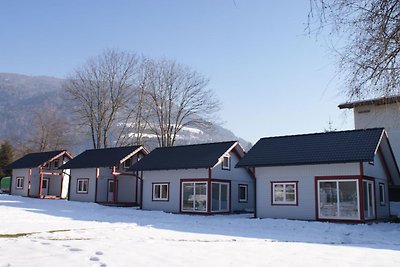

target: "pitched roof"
[60,146,143,169]
[338,95,400,109]
[4,150,68,170]
[129,141,238,171]
[236,128,385,168]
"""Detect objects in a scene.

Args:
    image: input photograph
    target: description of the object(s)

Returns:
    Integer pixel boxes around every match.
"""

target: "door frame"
[107,179,117,203]
[363,179,376,220]
[42,178,50,196]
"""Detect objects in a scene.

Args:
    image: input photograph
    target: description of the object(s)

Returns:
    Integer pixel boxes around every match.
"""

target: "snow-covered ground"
[0,195,399,267]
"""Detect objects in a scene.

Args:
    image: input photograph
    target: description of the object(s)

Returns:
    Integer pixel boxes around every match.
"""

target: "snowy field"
[0,195,400,267]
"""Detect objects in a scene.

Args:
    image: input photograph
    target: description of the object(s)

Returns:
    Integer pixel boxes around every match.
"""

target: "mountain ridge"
[0,73,252,155]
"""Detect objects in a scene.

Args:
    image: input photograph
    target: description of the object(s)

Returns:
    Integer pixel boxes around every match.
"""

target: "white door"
[42,178,49,196]
[108,180,115,202]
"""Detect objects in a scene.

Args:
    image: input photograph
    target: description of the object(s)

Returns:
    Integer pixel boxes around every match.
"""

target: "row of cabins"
[5,127,400,223]
[6,93,400,223]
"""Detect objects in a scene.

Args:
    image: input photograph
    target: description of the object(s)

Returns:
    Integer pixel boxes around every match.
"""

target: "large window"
[182,182,207,212]
[238,184,248,203]
[272,182,297,205]
[77,179,89,194]
[318,180,359,220]
[16,177,24,189]
[379,183,386,205]
[211,182,229,212]
[153,183,169,201]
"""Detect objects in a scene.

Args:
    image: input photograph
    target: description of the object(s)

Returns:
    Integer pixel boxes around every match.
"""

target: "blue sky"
[0,0,354,144]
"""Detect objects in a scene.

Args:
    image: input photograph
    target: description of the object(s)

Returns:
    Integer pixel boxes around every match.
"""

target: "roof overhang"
[338,95,400,109]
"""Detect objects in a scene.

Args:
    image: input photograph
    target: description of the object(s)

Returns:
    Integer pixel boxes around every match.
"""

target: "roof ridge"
[84,145,141,152]
[153,141,238,150]
[258,128,384,141]
[25,150,66,156]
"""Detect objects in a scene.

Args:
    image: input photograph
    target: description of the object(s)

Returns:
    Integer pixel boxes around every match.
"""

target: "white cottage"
[60,146,148,205]
[237,128,400,223]
[129,141,255,214]
[5,150,72,199]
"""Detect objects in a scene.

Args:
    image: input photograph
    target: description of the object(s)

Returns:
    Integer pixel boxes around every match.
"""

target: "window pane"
[109,181,114,193]
[154,185,160,198]
[319,182,338,218]
[379,184,385,203]
[286,192,295,202]
[285,184,295,193]
[161,185,168,199]
[212,183,219,211]
[195,183,207,211]
[339,181,358,219]
[221,184,228,210]
[239,186,246,200]
[83,181,87,192]
[274,184,284,202]
[223,156,230,168]
[182,183,194,210]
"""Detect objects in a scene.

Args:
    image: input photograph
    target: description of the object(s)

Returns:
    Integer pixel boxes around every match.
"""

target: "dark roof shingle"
[236,128,384,168]
[129,141,238,171]
[60,146,142,169]
[4,150,67,170]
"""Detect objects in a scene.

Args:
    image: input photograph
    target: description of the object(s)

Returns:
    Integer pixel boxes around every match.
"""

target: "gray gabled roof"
[4,150,69,170]
[129,141,238,171]
[236,128,385,168]
[60,146,143,169]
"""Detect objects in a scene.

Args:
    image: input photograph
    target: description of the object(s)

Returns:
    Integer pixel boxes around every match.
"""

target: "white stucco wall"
[69,168,96,202]
[255,163,360,220]
[354,104,400,168]
[142,169,208,213]
[10,169,30,196]
[211,150,255,212]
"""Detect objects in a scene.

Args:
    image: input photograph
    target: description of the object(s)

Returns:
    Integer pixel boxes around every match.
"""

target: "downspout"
[139,171,143,209]
[39,166,43,198]
[64,170,72,200]
[253,167,257,218]
[8,171,12,195]
[207,167,212,213]
[95,168,99,203]
[113,166,117,203]
[27,168,32,197]
[359,161,365,222]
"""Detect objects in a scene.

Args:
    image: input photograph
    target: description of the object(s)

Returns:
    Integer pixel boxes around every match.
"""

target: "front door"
[107,180,116,202]
[42,178,49,196]
[363,180,375,220]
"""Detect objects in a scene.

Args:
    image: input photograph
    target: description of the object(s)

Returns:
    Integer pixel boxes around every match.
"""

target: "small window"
[16,177,24,189]
[43,162,50,170]
[222,155,230,170]
[153,183,169,201]
[77,179,89,194]
[123,158,132,169]
[238,184,248,202]
[272,182,298,205]
[379,183,386,205]
[53,160,59,169]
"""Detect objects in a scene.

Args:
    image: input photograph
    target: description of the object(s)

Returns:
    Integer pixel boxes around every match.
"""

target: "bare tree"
[29,107,72,152]
[143,58,220,147]
[64,49,140,149]
[308,0,400,99]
